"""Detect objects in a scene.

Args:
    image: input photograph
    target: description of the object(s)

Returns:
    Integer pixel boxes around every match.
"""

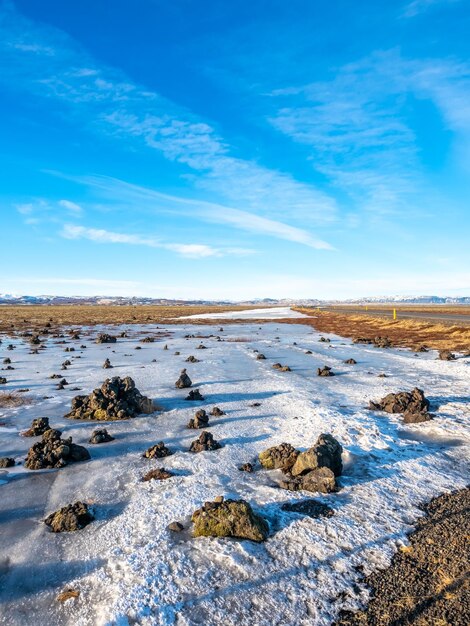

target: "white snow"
[0,322,469,626]
[179,306,310,319]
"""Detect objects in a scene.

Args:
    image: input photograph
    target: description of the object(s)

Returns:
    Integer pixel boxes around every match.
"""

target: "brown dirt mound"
[336,487,470,626]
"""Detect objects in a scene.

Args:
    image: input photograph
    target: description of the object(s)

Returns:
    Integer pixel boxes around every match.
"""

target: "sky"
[0,0,469,300]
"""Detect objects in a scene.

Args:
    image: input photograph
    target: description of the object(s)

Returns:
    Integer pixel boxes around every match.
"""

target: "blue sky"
[1,0,469,300]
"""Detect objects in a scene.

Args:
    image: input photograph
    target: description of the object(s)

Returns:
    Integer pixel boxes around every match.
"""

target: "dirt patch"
[290,309,470,353]
[336,487,470,626]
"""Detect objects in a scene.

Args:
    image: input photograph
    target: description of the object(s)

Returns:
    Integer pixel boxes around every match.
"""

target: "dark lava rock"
[319,337,331,343]
[344,358,357,365]
[439,349,456,361]
[185,355,200,363]
[373,336,392,348]
[0,457,15,468]
[143,442,172,459]
[305,350,313,354]
[168,521,184,532]
[96,333,117,344]
[66,376,154,420]
[0,377,7,384]
[272,363,291,371]
[89,428,114,444]
[141,337,155,343]
[256,353,266,360]
[280,466,338,494]
[317,365,334,377]
[3,358,11,364]
[175,368,192,389]
[185,389,204,401]
[291,433,343,477]
[281,499,334,518]
[187,409,209,429]
[238,462,254,472]
[44,501,94,532]
[210,406,225,417]
[25,429,90,470]
[416,345,429,352]
[30,335,41,345]
[142,467,174,481]
[259,443,299,471]
[22,417,50,437]
[103,358,113,369]
[189,430,221,453]
[192,498,268,541]
[196,344,207,350]
[369,387,430,419]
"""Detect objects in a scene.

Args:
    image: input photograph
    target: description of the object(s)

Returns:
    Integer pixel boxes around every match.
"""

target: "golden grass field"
[292,308,470,352]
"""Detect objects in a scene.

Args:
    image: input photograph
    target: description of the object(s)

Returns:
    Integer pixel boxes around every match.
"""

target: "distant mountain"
[0,294,468,306]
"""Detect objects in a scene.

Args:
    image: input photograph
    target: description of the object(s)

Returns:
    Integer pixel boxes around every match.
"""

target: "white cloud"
[59,199,83,213]
[402,0,460,18]
[60,223,254,258]
[55,174,334,250]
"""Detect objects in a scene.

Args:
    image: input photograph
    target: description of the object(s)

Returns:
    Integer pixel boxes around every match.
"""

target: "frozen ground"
[178,306,309,319]
[0,320,469,626]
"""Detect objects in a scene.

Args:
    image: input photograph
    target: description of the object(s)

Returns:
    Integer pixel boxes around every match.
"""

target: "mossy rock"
[192,498,268,542]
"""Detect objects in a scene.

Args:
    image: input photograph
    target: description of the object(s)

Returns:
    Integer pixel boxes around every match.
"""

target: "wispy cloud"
[59,199,83,213]
[402,0,460,18]
[269,49,470,216]
[0,2,337,226]
[54,173,334,250]
[61,223,255,258]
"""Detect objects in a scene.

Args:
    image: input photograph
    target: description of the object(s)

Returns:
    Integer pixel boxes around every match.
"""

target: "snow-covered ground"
[178,306,310,319]
[0,322,469,626]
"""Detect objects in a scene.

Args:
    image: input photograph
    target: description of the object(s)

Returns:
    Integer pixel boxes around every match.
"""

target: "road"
[321,307,470,325]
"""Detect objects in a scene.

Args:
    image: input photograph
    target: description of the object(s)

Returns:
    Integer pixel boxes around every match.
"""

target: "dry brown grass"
[0,392,33,408]
[0,304,267,334]
[328,304,470,315]
[291,309,470,352]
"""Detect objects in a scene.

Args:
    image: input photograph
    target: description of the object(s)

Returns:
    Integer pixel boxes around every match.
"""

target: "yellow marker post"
[393,308,397,320]
[365,305,368,311]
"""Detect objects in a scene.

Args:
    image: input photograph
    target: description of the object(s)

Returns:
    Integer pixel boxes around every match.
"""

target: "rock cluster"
[272,363,291,372]
[143,442,172,459]
[175,369,192,389]
[89,428,114,444]
[353,336,392,348]
[369,387,431,423]
[66,376,154,421]
[191,497,268,542]
[44,501,94,532]
[185,389,204,401]
[259,443,299,471]
[187,409,209,429]
[260,433,343,494]
[319,337,331,343]
[25,429,90,470]
[22,417,50,437]
[0,457,15,468]
[189,431,221,453]
[95,333,117,344]
[185,356,200,363]
[317,365,334,377]
[344,358,357,365]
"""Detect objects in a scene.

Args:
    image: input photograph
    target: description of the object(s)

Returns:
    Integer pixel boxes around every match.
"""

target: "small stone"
[143,442,173,459]
[187,409,209,429]
[189,430,221,453]
[438,350,456,361]
[142,467,174,481]
[210,406,225,417]
[89,428,114,444]
[57,589,80,602]
[256,354,266,360]
[175,368,192,389]
[168,521,184,532]
[239,462,253,472]
[344,358,357,365]
[0,457,15,468]
[317,366,334,377]
[96,333,117,344]
[103,358,113,369]
[185,355,200,363]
